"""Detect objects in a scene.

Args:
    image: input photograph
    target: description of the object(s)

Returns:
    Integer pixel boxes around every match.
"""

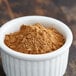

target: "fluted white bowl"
[0,16,73,76]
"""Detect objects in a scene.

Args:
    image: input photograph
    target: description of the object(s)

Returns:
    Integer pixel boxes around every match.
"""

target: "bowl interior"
[0,16,73,60]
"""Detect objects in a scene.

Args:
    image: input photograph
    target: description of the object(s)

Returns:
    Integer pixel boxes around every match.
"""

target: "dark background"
[0,0,76,76]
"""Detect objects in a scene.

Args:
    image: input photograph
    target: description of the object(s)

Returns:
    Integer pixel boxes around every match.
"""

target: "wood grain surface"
[0,0,76,76]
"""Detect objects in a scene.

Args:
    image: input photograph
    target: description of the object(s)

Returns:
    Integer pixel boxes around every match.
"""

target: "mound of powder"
[4,23,65,54]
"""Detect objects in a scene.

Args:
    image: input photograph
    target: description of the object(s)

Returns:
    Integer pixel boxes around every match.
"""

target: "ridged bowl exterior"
[1,48,69,76]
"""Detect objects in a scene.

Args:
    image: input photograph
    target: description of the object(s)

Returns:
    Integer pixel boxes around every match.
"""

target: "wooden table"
[0,0,76,76]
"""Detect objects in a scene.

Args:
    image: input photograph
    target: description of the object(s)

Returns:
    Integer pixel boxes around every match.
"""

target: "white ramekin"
[0,16,73,76]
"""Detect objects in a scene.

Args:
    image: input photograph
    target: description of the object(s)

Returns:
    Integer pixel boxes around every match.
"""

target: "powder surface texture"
[4,23,65,54]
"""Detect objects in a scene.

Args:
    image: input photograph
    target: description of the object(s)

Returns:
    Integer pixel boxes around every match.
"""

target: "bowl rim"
[0,16,73,61]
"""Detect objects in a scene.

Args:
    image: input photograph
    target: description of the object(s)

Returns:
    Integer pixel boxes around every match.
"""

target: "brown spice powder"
[4,23,65,54]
